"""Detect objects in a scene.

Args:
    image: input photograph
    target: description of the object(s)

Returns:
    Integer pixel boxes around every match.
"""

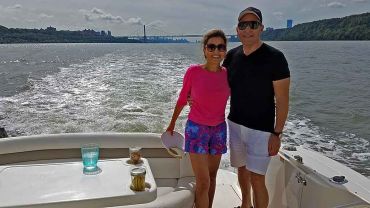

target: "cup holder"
[125,158,144,165]
[130,182,151,192]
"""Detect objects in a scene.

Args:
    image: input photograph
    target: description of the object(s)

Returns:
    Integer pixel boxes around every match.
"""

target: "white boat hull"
[0,133,368,207]
[266,146,370,207]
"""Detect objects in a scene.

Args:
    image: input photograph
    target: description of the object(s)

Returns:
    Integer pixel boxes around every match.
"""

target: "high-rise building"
[287,19,293,28]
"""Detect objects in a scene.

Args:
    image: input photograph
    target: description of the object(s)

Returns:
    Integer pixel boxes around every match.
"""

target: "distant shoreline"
[0,27,189,44]
[1,12,369,43]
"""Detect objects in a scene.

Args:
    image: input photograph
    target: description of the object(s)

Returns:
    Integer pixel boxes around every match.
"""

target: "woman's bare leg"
[190,153,210,208]
[207,154,222,208]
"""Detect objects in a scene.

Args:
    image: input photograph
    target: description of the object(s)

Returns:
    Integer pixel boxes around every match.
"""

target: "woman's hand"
[166,125,175,135]
[187,95,193,107]
[166,103,184,136]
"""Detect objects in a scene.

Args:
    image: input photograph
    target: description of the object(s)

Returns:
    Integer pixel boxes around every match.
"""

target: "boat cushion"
[148,158,180,178]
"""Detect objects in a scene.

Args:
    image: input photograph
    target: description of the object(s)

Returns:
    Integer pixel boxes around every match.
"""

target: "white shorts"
[228,119,271,175]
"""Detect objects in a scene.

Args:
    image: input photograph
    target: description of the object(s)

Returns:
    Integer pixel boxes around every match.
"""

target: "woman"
[166,29,229,208]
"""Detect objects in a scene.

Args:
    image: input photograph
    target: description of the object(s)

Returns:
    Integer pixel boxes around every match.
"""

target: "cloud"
[91,8,104,15]
[80,8,142,24]
[80,8,123,23]
[273,12,284,16]
[100,14,124,23]
[351,0,369,3]
[83,14,91,21]
[299,8,312,12]
[273,11,284,19]
[39,13,53,19]
[127,17,143,25]
[0,4,22,12]
[327,2,346,8]
[7,4,22,10]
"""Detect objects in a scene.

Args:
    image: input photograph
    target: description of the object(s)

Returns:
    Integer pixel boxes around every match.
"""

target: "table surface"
[0,158,157,208]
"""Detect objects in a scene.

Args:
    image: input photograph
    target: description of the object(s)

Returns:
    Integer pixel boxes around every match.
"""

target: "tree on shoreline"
[262,12,369,41]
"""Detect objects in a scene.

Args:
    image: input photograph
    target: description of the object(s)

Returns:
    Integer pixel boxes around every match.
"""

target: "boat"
[0,133,369,208]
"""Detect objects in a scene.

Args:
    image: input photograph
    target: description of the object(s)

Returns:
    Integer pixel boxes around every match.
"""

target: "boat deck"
[214,169,242,208]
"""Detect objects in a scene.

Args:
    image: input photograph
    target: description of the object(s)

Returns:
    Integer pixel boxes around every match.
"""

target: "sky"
[0,0,369,36]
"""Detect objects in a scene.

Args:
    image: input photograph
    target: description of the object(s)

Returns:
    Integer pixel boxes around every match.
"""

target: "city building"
[46,26,56,32]
[287,19,293,28]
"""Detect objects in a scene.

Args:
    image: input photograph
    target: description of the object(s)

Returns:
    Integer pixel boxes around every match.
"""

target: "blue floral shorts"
[184,120,227,155]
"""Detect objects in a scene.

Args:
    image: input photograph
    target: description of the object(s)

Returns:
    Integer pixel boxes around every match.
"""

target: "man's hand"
[268,134,281,156]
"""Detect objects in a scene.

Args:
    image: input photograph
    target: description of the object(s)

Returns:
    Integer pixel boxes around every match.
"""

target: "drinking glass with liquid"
[81,143,101,175]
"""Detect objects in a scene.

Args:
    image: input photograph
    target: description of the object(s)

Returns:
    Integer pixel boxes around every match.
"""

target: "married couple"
[166,7,290,208]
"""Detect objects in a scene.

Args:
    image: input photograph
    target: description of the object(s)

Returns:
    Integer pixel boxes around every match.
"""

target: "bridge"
[120,25,239,43]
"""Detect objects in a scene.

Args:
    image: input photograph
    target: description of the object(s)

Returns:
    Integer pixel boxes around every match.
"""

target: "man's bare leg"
[251,172,268,208]
[238,166,253,208]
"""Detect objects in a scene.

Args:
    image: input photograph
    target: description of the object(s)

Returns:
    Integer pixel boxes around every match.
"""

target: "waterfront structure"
[287,19,293,28]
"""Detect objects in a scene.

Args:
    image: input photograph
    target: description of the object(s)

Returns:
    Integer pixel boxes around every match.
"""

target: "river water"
[0,41,369,176]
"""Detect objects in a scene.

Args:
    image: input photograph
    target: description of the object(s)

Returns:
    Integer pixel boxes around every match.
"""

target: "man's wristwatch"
[272,131,283,137]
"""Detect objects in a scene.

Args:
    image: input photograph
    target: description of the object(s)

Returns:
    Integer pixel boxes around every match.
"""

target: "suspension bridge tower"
[143,25,147,43]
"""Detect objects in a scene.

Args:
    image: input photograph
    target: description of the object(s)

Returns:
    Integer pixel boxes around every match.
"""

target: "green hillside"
[262,12,370,40]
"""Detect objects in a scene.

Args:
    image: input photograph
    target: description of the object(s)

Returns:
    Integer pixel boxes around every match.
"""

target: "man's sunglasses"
[237,21,261,30]
[205,44,227,52]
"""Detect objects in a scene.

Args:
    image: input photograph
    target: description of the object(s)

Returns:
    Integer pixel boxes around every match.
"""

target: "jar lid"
[130,167,146,176]
[129,147,142,152]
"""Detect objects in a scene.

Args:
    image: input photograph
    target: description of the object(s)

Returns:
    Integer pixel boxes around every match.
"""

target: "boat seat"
[0,133,197,207]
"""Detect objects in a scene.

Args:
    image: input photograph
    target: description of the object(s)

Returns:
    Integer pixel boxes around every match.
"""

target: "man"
[223,7,290,208]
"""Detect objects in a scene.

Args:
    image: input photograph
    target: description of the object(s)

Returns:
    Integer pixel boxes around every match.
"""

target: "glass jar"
[130,167,146,191]
[129,147,142,164]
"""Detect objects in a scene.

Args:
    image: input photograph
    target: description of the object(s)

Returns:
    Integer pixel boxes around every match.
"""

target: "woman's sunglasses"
[205,44,227,52]
[237,21,261,30]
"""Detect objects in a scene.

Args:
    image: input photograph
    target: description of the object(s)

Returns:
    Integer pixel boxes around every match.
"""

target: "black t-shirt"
[223,43,290,132]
